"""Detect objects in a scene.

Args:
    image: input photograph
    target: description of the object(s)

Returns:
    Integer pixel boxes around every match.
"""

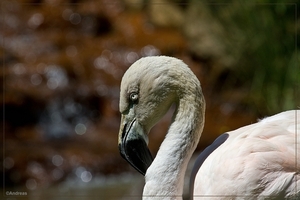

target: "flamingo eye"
[129,92,138,102]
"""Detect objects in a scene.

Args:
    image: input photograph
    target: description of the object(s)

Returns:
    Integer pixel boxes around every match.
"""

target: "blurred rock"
[149,0,185,28]
[184,1,239,76]
[123,0,145,10]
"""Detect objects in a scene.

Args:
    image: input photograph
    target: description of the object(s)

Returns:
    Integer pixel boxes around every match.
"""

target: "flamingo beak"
[118,115,153,176]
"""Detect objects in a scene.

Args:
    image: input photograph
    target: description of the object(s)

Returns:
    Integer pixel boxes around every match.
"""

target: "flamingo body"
[117,56,299,199]
[193,110,300,199]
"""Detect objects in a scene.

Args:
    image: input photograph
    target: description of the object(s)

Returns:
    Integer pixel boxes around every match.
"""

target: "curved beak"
[118,115,153,175]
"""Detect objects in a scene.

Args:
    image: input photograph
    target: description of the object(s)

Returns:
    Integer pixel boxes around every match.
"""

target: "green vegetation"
[206,1,299,114]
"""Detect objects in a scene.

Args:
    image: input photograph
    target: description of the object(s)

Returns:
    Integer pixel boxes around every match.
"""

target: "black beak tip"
[119,138,153,176]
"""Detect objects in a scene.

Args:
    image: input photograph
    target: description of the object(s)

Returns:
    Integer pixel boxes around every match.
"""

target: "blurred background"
[1,0,299,199]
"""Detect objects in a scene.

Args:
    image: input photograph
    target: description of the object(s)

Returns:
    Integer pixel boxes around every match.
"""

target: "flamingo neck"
[143,92,205,200]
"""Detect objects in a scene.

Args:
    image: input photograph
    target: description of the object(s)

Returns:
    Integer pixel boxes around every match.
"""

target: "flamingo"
[117,56,299,199]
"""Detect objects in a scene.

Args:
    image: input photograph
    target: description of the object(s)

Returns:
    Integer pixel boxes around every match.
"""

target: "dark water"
[2,173,144,200]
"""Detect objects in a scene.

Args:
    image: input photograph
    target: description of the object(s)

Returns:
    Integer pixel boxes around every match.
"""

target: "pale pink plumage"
[194,110,299,199]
